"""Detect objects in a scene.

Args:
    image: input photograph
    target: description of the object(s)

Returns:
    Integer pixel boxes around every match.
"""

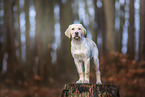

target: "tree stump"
[61,84,120,97]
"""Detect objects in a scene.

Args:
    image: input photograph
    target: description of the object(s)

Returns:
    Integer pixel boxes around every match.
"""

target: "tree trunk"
[0,0,5,73]
[24,0,31,72]
[57,0,74,81]
[94,0,106,51]
[41,0,54,80]
[0,38,5,73]
[35,0,54,80]
[93,0,98,44]
[85,0,94,40]
[127,0,135,59]
[16,0,22,63]
[4,0,17,73]
[103,0,115,52]
[139,0,145,61]
[61,84,120,97]
[114,0,123,52]
[34,0,42,75]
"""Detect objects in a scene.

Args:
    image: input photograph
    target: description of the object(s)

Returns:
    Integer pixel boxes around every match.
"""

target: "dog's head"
[65,24,87,40]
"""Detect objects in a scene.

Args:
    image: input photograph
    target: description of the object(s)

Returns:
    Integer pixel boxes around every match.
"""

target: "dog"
[65,24,102,84]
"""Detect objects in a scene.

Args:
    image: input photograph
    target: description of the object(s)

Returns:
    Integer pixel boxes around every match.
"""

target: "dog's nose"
[75,32,79,35]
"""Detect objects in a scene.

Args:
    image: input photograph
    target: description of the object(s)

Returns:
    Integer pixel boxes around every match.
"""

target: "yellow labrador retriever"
[65,24,102,84]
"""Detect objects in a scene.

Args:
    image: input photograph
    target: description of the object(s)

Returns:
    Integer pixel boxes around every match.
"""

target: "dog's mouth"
[74,36,80,40]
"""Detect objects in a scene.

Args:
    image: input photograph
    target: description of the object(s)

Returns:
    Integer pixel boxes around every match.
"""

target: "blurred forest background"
[0,0,145,97]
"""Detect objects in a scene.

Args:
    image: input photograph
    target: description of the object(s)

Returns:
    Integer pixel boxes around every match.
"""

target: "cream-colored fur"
[65,24,102,84]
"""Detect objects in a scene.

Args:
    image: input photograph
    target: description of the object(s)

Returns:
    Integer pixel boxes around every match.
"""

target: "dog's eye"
[78,28,81,30]
[72,28,74,30]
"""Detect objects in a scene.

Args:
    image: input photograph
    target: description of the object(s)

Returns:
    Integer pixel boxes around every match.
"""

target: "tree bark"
[94,0,106,51]
[93,0,98,44]
[61,84,120,97]
[0,0,6,73]
[103,0,115,52]
[115,1,123,52]
[24,0,31,72]
[41,0,54,79]
[139,0,145,60]
[127,0,135,59]
[35,0,54,79]
[85,0,94,40]
[4,0,17,73]
[16,0,22,63]
[57,0,75,81]
[34,0,42,75]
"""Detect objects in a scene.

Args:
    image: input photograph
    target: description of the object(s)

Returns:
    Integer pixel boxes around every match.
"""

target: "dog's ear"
[65,25,71,38]
[81,24,87,37]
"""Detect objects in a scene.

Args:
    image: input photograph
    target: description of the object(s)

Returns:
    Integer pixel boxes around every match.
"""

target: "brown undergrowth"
[0,52,145,97]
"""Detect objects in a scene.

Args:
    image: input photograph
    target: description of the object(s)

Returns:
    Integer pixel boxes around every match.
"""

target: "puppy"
[65,24,102,84]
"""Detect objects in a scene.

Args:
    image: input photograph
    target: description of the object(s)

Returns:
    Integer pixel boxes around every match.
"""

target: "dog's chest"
[71,45,90,60]
[73,52,86,60]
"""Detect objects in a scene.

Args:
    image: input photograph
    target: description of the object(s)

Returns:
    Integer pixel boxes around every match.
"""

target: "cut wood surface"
[61,84,120,97]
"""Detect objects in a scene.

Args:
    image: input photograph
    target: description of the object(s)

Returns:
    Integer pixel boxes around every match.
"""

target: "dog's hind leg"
[94,58,102,84]
[93,48,102,84]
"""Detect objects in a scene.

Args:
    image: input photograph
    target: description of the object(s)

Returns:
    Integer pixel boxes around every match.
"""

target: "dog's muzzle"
[74,32,80,40]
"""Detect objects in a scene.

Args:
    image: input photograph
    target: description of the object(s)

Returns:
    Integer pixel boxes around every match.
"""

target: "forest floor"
[0,52,145,97]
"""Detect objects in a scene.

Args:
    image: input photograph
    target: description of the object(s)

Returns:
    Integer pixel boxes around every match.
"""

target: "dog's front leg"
[84,58,90,83]
[74,60,84,83]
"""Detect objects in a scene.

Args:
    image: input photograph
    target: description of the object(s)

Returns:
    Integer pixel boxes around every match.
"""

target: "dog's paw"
[83,80,89,83]
[96,81,102,84]
[76,79,83,83]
